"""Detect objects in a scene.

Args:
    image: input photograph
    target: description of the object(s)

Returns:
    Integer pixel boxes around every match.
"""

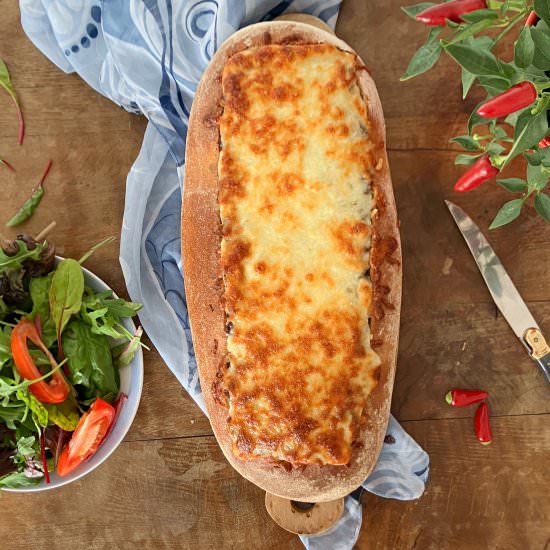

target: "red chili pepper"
[10,319,70,404]
[445,389,488,407]
[454,154,499,192]
[539,137,550,149]
[477,82,537,118]
[415,0,486,26]
[525,11,539,26]
[474,402,492,445]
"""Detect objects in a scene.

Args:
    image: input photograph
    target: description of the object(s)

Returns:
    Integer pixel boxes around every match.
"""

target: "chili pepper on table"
[477,82,537,118]
[0,158,15,172]
[415,0,486,26]
[454,154,499,192]
[445,389,488,407]
[474,402,492,445]
[525,11,539,27]
[6,159,52,228]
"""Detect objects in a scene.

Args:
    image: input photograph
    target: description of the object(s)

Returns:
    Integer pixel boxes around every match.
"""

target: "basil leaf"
[29,274,56,348]
[450,135,482,151]
[515,26,535,69]
[0,471,41,489]
[49,259,84,341]
[503,109,549,167]
[401,27,442,81]
[535,0,550,28]
[455,153,483,165]
[535,192,550,221]
[445,42,502,76]
[489,199,524,229]
[497,178,528,192]
[62,319,119,403]
[401,2,435,19]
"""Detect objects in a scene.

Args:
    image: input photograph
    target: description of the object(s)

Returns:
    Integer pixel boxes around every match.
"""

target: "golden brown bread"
[181,20,401,502]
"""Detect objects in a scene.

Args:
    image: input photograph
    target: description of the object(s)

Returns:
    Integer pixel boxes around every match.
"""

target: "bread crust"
[182,21,401,502]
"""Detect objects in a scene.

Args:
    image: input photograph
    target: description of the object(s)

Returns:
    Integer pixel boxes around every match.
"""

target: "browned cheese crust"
[182,21,401,502]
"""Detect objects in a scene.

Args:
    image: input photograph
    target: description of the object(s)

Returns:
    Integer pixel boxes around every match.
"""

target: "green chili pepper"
[6,159,52,228]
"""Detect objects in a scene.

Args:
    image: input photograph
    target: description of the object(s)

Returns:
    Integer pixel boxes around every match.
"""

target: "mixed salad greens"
[0,235,143,488]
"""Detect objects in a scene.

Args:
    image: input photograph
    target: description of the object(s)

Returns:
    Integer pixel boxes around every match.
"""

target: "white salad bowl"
[2,261,144,492]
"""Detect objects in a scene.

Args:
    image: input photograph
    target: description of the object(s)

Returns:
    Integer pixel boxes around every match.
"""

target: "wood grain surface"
[1,1,549,549]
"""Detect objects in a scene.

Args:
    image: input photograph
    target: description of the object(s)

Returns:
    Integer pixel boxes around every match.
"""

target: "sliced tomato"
[11,319,69,404]
[57,398,115,477]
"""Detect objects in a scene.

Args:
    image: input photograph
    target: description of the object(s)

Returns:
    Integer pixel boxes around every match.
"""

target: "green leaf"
[49,259,84,342]
[0,404,26,430]
[502,109,549,167]
[455,153,483,165]
[515,26,536,69]
[478,75,512,95]
[0,240,43,275]
[530,27,550,69]
[62,319,119,403]
[445,18,496,46]
[535,192,550,221]
[113,327,143,369]
[489,199,524,229]
[461,9,499,23]
[0,471,41,489]
[29,274,56,348]
[497,178,528,192]
[401,2,435,19]
[0,327,11,369]
[0,59,17,103]
[505,109,524,127]
[462,67,476,99]
[527,162,550,191]
[468,105,489,135]
[445,42,503,76]
[450,135,482,151]
[535,0,550,28]
[401,28,442,81]
[486,142,506,155]
[16,390,48,429]
[44,394,79,431]
[16,435,36,459]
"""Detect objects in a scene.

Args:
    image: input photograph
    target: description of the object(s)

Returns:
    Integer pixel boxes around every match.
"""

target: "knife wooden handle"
[524,328,550,384]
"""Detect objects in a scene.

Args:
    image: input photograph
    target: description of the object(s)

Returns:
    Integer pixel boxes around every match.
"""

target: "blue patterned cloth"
[20,1,429,547]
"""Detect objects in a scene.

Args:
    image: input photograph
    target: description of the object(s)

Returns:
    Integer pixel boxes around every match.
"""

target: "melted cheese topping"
[219,44,380,466]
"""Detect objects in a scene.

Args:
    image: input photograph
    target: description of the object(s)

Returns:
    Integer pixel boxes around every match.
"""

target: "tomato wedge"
[11,319,69,404]
[57,398,115,477]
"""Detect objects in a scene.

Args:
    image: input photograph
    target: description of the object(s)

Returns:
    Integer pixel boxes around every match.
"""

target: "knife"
[445,200,550,385]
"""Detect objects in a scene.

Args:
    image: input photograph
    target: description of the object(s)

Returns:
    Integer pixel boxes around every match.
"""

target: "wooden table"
[1,2,549,548]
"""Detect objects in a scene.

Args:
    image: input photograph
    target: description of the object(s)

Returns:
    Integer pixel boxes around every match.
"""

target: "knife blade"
[445,200,550,385]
